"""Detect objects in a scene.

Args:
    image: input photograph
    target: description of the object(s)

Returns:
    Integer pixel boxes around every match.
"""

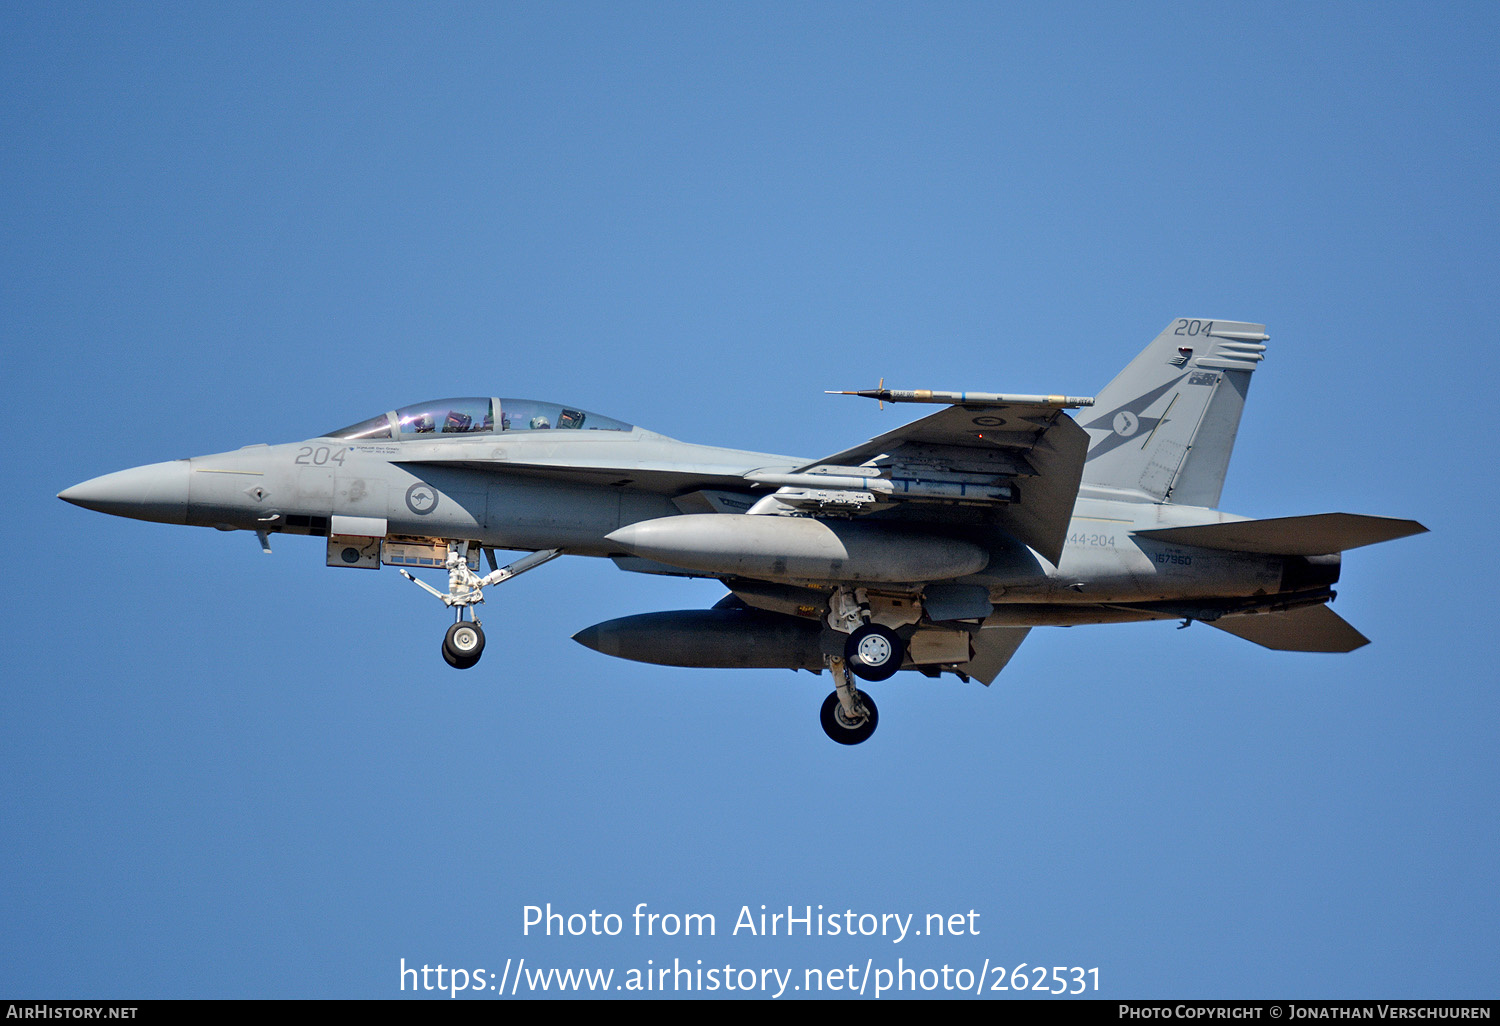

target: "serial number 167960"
[1154,551,1193,566]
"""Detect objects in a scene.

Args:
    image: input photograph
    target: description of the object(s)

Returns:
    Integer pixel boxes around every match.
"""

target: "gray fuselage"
[130,426,1307,623]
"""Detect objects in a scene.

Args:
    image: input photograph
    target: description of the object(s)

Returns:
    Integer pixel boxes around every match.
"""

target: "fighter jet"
[58,319,1425,744]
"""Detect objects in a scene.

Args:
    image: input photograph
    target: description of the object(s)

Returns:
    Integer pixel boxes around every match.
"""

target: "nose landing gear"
[400,542,561,669]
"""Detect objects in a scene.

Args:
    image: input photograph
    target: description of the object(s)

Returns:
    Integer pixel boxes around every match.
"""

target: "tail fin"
[1078,318,1267,505]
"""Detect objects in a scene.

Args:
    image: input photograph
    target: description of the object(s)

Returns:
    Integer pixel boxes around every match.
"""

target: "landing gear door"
[327,514,388,570]
[328,535,381,569]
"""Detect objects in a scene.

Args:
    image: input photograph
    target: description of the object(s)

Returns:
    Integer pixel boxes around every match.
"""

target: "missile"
[572,608,828,669]
[605,514,989,584]
[827,388,1094,408]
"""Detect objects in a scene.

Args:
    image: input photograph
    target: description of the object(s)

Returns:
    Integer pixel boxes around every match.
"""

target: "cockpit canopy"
[327,398,632,441]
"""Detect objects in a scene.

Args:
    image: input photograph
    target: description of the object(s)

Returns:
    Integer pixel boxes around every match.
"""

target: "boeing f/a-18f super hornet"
[60,319,1425,744]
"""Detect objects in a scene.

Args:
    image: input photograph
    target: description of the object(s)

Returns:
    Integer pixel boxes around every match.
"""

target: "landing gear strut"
[400,542,561,669]
[827,586,906,682]
[820,655,879,744]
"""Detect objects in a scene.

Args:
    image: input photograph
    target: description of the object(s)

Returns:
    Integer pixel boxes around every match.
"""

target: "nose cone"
[58,460,191,525]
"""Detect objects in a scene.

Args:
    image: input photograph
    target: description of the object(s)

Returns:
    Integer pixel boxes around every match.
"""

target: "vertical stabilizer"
[1077,318,1267,505]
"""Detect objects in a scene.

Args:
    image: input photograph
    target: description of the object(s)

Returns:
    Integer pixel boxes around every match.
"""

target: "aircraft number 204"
[293,445,348,466]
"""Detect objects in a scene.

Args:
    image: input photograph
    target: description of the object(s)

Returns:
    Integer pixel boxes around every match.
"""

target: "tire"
[845,623,902,682]
[820,689,878,745]
[444,621,485,660]
[442,643,479,669]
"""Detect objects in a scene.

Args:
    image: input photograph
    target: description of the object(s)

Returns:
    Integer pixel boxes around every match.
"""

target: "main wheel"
[443,621,485,669]
[820,689,879,745]
[845,623,903,681]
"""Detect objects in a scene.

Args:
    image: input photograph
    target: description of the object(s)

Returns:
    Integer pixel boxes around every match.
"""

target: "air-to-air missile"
[827,388,1095,408]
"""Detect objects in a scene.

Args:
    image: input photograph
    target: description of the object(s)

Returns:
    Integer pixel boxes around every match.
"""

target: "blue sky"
[3,2,1496,999]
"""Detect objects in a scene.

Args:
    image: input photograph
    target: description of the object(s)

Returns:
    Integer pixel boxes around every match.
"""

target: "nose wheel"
[443,620,486,669]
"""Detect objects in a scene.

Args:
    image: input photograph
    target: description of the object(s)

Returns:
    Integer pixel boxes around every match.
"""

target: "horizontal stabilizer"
[1208,604,1368,652]
[1134,513,1427,555]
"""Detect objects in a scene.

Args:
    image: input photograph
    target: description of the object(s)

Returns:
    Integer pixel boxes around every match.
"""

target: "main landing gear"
[818,586,903,744]
[821,655,879,745]
[845,622,902,681]
[827,584,906,680]
[400,542,561,669]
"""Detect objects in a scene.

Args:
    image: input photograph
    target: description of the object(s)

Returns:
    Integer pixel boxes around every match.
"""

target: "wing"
[793,402,1089,565]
